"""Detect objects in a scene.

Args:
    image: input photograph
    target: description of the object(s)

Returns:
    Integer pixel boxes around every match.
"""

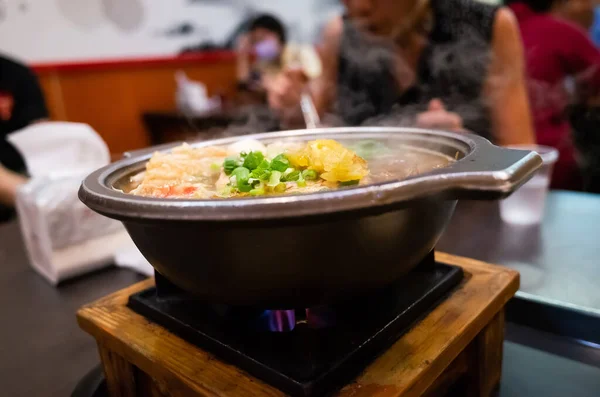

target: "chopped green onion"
[232,167,252,192]
[243,151,265,170]
[282,168,294,176]
[270,154,290,172]
[231,167,250,182]
[302,169,318,181]
[250,187,266,196]
[250,167,271,181]
[249,159,272,180]
[281,170,301,182]
[274,183,287,193]
[258,159,270,169]
[260,170,272,181]
[238,182,253,193]
[296,170,306,187]
[340,180,360,187]
[223,157,240,175]
[210,163,221,172]
[267,170,282,187]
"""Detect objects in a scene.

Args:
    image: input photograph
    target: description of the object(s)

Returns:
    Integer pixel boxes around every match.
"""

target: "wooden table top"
[438,191,600,312]
[77,252,518,397]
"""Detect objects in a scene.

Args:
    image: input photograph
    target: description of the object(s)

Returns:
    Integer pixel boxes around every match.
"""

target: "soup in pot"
[123,138,453,199]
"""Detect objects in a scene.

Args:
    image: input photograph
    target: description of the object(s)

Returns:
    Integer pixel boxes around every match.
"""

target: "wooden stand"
[77,253,519,397]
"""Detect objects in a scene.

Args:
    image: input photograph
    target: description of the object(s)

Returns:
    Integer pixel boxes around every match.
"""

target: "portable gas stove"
[127,251,461,396]
[77,252,518,397]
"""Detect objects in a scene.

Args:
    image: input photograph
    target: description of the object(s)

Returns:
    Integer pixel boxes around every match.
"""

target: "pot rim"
[79,127,542,221]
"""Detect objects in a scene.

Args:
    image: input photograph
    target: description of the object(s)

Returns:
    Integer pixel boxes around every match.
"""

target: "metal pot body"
[124,198,456,307]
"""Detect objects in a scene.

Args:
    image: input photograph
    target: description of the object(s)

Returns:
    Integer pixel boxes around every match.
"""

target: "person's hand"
[416,99,463,130]
[0,164,27,207]
[236,33,252,56]
[266,69,308,115]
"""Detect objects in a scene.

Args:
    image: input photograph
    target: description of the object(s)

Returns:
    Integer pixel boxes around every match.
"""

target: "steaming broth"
[123,139,452,199]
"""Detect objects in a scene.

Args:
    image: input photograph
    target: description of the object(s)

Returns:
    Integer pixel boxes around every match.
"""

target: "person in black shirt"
[0,165,26,209]
[267,0,536,147]
[0,54,48,220]
[0,55,48,141]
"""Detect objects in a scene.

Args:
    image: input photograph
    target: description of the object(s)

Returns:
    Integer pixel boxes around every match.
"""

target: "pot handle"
[122,141,184,159]
[438,142,543,200]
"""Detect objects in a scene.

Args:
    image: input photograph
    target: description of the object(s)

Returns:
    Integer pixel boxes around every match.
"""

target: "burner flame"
[258,307,337,332]
[261,310,296,332]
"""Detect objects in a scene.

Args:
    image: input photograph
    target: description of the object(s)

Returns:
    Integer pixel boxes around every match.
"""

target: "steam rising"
[221,105,281,137]
[180,4,600,191]
[219,17,500,140]
[205,12,594,153]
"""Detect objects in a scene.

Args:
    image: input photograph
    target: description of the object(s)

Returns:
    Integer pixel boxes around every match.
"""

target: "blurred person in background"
[557,0,600,191]
[236,14,321,104]
[554,0,595,30]
[590,1,600,46]
[236,14,287,95]
[0,54,48,220]
[267,0,535,147]
[507,0,600,190]
[0,164,26,209]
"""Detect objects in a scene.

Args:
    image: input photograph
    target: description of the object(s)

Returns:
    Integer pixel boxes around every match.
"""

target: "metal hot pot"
[79,127,541,308]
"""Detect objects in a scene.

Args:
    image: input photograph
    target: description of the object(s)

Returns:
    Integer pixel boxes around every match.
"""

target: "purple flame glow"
[261,310,296,332]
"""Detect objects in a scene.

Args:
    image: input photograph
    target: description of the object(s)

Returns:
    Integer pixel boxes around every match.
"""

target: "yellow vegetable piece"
[287,140,369,183]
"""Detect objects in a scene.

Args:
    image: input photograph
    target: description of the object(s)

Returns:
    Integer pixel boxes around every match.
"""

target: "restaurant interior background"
[0,0,346,153]
[0,0,504,154]
[1,0,600,397]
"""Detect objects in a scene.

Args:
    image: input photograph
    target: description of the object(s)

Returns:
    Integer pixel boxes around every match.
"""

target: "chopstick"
[286,46,322,129]
[300,92,321,129]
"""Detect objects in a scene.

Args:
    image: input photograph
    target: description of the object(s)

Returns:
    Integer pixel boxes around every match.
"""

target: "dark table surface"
[0,221,145,397]
[1,190,599,396]
[438,190,600,313]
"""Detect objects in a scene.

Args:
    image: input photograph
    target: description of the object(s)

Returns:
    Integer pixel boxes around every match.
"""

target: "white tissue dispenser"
[10,122,134,284]
[16,172,132,284]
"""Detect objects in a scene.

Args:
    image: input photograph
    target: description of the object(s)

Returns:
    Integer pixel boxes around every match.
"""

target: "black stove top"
[128,251,463,397]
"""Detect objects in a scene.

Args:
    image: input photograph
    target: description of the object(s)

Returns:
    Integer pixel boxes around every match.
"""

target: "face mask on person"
[254,38,281,62]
